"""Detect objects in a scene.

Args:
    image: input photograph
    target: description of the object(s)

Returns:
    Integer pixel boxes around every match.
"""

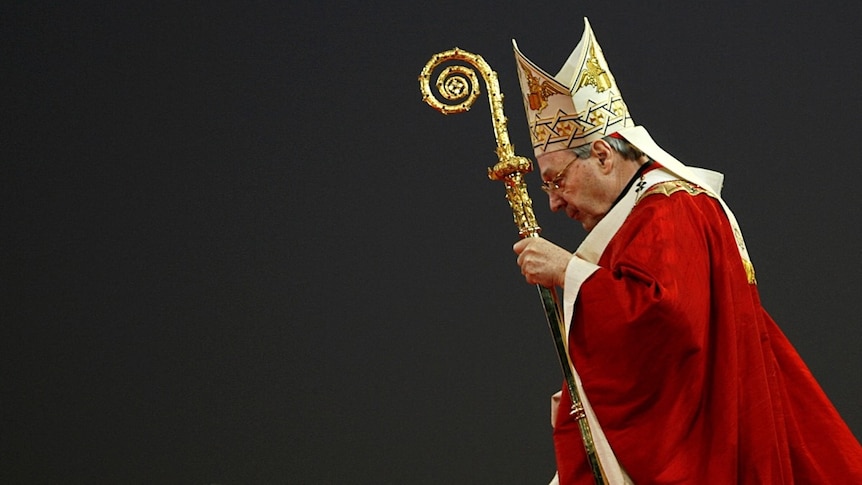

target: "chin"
[580,216,601,232]
[571,214,593,231]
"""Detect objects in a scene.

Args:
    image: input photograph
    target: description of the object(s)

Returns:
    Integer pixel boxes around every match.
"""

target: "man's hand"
[512,237,572,288]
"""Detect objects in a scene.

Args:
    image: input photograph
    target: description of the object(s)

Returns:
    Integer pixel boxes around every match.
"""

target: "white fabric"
[617,126,749,267]
[512,18,635,157]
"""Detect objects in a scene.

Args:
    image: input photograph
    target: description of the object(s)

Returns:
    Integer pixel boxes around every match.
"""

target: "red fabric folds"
[553,188,862,483]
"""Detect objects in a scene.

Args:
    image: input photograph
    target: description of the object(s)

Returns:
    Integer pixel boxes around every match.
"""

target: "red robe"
[553,182,862,483]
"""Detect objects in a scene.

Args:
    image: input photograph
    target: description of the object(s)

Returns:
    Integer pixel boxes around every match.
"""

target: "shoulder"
[632,179,724,224]
[612,179,727,246]
[637,180,713,202]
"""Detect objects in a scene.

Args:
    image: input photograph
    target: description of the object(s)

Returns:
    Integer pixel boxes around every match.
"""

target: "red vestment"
[553,183,862,483]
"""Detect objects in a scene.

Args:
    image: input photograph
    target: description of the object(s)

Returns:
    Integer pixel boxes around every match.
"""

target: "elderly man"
[512,18,862,484]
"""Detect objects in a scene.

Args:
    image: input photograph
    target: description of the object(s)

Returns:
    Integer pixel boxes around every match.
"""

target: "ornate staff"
[419,48,608,485]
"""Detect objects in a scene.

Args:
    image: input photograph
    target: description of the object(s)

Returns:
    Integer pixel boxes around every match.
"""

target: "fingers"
[512,237,571,288]
[514,238,547,285]
[512,237,531,255]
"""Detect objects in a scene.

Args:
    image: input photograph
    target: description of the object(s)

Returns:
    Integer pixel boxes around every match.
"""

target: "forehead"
[536,150,576,178]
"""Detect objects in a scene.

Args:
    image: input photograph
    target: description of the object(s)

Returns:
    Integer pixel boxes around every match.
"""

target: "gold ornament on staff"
[419,48,608,485]
[419,48,539,238]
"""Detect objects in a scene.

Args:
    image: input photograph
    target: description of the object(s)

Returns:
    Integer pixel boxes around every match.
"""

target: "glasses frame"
[540,157,579,194]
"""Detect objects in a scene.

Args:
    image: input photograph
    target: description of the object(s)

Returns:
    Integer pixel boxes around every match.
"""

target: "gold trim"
[637,179,709,201]
[637,180,757,285]
[742,259,757,285]
[570,401,586,421]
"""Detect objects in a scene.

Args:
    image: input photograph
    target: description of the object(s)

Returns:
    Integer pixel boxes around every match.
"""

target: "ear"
[590,139,615,174]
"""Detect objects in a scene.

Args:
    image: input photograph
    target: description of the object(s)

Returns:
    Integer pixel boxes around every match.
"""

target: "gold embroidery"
[637,179,757,285]
[575,44,612,93]
[518,58,568,114]
[637,180,709,201]
[742,259,757,285]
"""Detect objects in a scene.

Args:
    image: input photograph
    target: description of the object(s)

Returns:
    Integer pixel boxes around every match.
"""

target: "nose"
[548,192,565,212]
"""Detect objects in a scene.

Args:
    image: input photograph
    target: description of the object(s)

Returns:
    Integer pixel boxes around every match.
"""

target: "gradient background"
[3,1,860,483]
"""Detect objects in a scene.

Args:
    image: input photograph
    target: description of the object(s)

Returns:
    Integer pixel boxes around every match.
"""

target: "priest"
[512,18,862,484]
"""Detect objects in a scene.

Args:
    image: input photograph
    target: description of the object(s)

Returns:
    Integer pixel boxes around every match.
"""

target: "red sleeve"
[554,190,749,483]
[573,194,714,405]
[576,191,720,469]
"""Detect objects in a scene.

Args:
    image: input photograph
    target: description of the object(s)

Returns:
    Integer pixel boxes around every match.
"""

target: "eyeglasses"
[540,157,578,194]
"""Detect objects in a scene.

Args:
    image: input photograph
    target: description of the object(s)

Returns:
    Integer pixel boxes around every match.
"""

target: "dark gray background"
[2,1,859,483]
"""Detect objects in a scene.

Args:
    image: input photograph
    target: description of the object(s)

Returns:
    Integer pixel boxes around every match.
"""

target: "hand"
[512,237,572,288]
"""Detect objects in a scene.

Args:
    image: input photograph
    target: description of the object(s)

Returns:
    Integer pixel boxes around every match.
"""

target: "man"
[511,18,862,484]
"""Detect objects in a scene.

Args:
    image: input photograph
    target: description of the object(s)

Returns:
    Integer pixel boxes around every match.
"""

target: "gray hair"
[570,135,646,161]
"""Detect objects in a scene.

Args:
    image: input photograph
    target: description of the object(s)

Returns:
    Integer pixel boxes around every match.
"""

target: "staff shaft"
[420,48,607,485]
